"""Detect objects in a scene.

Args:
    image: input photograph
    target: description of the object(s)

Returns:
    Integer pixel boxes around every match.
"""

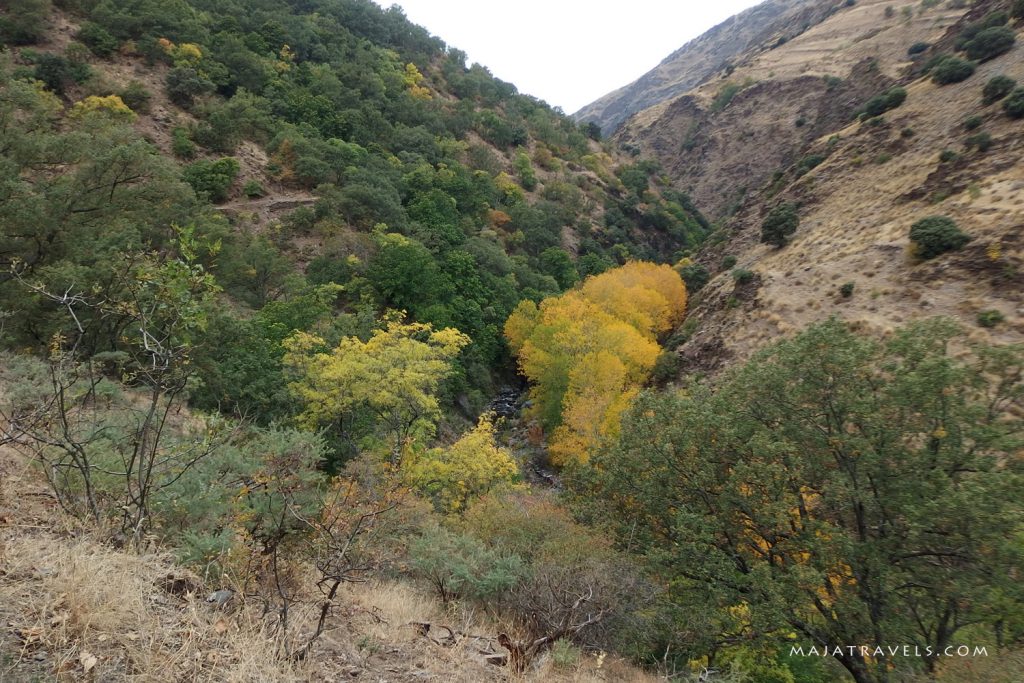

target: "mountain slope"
[608,0,1024,374]
[573,0,824,134]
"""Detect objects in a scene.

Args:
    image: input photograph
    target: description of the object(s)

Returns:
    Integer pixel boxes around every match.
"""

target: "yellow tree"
[404,413,519,513]
[283,317,469,463]
[504,262,687,465]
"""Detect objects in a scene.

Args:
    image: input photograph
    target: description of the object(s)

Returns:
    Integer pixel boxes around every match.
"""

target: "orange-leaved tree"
[504,262,686,465]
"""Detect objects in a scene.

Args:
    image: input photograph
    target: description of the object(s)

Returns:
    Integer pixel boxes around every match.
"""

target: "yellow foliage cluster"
[403,413,519,513]
[403,62,431,100]
[68,95,136,122]
[159,37,203,64]
[282,319,470,457]
[505,262,687,465]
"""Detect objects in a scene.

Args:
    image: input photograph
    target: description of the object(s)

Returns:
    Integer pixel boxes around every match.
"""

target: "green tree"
[583,318,1024,683]
[761,202,800,247]
[182,157,239,203]
[909,216,971,259]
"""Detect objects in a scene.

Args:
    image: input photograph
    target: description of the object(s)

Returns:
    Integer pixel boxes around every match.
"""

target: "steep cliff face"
[573,0,824,135]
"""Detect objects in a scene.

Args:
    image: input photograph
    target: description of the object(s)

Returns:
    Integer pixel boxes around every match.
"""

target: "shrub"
[1014,0,1024,19]
[965,131,992,152]
[977,309,1005,328]
[119,81,152,113]
[677,262,710,292]
[962,26,1016,62]
[1003,87,1024,118]
[711,82,744,112]
[909,216,971,259]
[761,203,800,247]
[931,56,976,84]
[963,115,983,130]
[182,157,240,203]
[908,41,930,56]
[939,149,958,163]
[840,282,855,298]
[77,21,119,57]
[165,66,214,108]
[651,350,681,384]
[171,127,197,159]
[983,75,1016,104]
[33,53,91,95]
[0,0,50,45]
[860,86,907,117]
[243,180,265,198]
[550,640,582,670]
[732,268,754,285]
[901,127,916,138]
[795,153,825,176]
[721,255,738,269]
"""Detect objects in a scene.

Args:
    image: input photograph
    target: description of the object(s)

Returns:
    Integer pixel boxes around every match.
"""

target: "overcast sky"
[372,0,763,114]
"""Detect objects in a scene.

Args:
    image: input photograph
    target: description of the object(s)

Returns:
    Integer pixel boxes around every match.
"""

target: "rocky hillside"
[573,0,824,135]
[584,0,1023,375]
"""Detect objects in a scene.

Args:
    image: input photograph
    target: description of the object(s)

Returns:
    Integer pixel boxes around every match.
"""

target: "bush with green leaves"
[909,215,971,259]
[182,157,240,203]
[939,149,958,163]
[731,268,754,285]
[839,282,855,298]
[930,56,976,85]
[1003,87,1024,118]
[1014,0,1024,19]
[165,66,215,108]
[964,115,983,130]
[962,26,1016,62]
[721,255,737,269]
[0,0,50,46]
[409,524,526,605]
[859,86,907,118]
[760,202,800,248]
[677,262,710,292]
[119,81,152,113]
[983,75,1017,104]
[171,127,197,159]
[965,131,992,153]
[907,42,930,56]
[977,309,1005,328]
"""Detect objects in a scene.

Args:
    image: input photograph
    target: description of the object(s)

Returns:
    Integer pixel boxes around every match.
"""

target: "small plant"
[874,152,893,164]
[761,203,800,248]
[965,131,992,153]
[939,149,958,163]
[721,255,738,269]
[977,309,1005,328]
[908,41,930,55]
[901,127,916,138]
[243,180,266,198]
[550,640,581,670]
[909,216,971,259]
[732,268,755,285]
[795,154,825,176]
[964,115,983,130]
[930,56,976,84]
[171,127,197,159]
[119,81,152,113]
[983,75,1017,104]
[839,282,855,298]
[1003,87,1024,118]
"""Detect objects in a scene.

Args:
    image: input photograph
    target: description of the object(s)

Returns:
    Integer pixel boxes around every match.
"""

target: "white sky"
[373,0,763,114]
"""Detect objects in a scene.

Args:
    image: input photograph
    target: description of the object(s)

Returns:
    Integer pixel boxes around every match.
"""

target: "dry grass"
[0,444,659,682]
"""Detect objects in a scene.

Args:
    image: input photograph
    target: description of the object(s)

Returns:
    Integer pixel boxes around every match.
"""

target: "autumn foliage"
[505,262,686,465]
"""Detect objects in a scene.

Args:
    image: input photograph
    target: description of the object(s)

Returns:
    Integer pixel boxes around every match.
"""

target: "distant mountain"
[574,0,826,134]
